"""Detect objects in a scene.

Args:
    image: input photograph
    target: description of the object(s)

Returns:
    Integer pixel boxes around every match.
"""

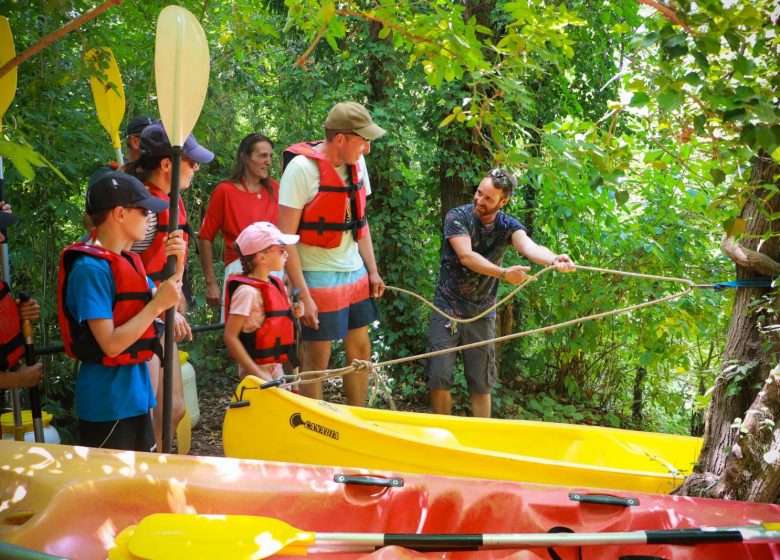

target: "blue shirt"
[433,204,525,318]
[65,254,157,422]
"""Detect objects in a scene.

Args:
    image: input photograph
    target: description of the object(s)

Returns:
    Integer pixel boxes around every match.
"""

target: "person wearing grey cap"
[124,115,160,162]
[58,172,186,451]
[0,203,44,388]
[84,116,161,234]
[124,122,214,450]
[278,101,386,407]
[88,115,160,188]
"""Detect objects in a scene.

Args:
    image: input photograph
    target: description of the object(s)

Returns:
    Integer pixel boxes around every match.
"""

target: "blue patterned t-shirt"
[433,204,525,318]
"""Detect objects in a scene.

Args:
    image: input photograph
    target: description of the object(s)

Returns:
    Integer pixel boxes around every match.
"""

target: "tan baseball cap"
[324,102,386,141]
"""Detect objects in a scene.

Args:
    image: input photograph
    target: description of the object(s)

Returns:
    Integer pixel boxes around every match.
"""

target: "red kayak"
[0,440,777,559]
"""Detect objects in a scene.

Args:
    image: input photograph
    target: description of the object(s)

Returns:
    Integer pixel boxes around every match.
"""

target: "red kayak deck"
[0,440,778,559]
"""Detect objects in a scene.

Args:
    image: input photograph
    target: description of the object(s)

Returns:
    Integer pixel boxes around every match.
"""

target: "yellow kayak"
[222,376,702,494]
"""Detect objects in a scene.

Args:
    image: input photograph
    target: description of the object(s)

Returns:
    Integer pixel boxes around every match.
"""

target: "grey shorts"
[424,313,496,394]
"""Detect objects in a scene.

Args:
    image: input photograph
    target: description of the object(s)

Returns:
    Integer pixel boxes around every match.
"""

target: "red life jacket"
[138,183,190,285]
[0,282,23,371]
[224,274,295,366]
[283,142,367,249]
[58,243,162,366]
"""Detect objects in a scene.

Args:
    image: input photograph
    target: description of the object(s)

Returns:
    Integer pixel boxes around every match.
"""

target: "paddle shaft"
[18,291,44,442]
[0,157,8,281]
[161,151,182,453]
[313,526,780,550]
[33,323,223,357]
[292,288,301,388]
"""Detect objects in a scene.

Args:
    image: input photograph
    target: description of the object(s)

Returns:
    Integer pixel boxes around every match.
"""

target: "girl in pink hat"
[223,222,304,383]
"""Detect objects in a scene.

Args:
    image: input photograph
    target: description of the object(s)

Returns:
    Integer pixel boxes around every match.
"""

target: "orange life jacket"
[138,183,190,285]
[283,142,367,249]
[0,282,23,371]
[58,243,162,365]
[224,274,295,366]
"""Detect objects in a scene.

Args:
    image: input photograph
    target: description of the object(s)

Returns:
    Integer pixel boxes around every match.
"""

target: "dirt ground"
[187,380,230,457]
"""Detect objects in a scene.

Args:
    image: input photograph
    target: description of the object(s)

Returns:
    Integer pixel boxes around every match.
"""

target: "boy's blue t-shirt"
[65,254,157,422]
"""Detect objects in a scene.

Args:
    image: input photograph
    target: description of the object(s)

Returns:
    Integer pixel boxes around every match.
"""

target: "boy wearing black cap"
[0,203,43,388]
[57,172,185,451]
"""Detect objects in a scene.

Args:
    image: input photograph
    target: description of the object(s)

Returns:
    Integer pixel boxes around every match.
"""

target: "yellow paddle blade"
[85,47,125,151]
[154,6,209,147]
[108,524,143,560]
[127,514,315,560]
[175,406,191,455]
[0,16,17,133]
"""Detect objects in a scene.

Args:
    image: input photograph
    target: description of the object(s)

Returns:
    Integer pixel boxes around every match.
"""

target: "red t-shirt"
[197,179,280,265]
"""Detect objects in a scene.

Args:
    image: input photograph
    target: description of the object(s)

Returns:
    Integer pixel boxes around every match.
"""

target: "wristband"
[500,268,506,281]
[551,255,559,265]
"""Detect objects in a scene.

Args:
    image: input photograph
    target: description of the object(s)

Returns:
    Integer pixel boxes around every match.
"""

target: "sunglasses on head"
[489,168,515,189]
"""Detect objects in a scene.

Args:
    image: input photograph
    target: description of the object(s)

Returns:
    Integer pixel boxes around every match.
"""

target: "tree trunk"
[678,153,780,501]
[632,366,646,425]
[436,0,495,226]
[712,363,780,502]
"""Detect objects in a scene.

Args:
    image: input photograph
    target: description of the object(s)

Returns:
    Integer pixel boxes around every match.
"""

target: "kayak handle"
[569,493,639,507]
[260,379,285,390]
[335,474,405,488]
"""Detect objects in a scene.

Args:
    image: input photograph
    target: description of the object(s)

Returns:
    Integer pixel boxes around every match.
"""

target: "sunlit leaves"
[0,137,67,181]
[723,217,747,236]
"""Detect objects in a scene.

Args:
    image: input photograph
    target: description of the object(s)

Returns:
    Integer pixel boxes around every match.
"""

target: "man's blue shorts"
[301,268,379,341]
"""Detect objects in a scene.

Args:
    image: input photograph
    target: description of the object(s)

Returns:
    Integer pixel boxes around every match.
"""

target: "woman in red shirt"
[197,133,279,318]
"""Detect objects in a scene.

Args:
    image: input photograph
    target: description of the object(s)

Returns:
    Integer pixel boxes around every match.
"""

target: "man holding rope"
[426,168,575,418]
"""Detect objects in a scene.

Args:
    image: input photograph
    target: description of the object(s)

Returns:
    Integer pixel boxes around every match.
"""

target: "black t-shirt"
[433,204,525,317]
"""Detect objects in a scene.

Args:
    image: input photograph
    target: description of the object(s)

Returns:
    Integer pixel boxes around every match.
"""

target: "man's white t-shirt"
[279,153,371,272]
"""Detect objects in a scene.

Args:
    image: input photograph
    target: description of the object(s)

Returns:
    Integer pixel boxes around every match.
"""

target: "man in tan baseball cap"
[278,101,386,407]
[323,102,387,141]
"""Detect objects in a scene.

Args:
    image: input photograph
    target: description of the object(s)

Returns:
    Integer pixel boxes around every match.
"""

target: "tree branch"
[721,234,780,276]
[293,9,460,70]
[0,0,124,80]
[337,9,457,57]
[637,0,696,35]
[292,19,330,69]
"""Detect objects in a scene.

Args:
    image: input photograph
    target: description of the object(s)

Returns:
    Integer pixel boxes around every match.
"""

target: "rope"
[278,264,694,396]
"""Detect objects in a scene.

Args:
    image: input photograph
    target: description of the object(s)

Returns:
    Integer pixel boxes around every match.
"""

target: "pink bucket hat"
[235,222,299,255]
